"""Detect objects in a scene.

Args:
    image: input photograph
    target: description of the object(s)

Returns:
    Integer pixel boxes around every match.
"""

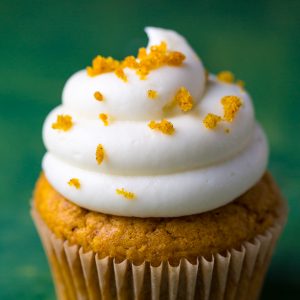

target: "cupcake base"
[32,204,286,300]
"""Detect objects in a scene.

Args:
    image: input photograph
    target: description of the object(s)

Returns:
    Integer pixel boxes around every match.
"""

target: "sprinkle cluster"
[86,41,185,80]
[203,114,222,129]
[222,96,243,122]
[51,39,246,201]
[203,95,242,129]
[174,87,194,112]
[87,56,119,77]
[148,119,175,135]
[52,115,73,131]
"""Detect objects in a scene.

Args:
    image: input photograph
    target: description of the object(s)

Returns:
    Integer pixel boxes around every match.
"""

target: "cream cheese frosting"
[42,27,268,217]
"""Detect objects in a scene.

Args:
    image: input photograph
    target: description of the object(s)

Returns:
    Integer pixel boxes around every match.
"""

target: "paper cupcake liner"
[31,206,286,300]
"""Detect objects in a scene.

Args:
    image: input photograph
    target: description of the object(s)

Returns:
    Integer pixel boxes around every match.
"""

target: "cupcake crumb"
[174,87,194,112]
[99,113,109,126]
[116,188,136,200]
[221,95,242,122]
[148,119,175,135]
[94,91,104,101]
[52,115,73,131]
[147,89,158,99]
[96,144,105,165]
[86,56,119,77]
[114,68,128,82]
[203,113,222,129]
[68,178,80,189]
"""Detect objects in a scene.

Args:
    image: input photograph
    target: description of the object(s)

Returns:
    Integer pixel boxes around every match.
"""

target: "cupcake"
[32,27,286,300]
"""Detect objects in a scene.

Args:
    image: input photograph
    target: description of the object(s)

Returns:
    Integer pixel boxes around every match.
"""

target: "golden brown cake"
[34,172,284,266]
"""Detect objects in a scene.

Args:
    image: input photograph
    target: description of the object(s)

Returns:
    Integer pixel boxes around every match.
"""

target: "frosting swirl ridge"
[62,27,206,121]
[42,27,268,217]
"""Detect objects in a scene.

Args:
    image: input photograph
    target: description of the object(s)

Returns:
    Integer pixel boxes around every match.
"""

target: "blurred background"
[0,0,299,299]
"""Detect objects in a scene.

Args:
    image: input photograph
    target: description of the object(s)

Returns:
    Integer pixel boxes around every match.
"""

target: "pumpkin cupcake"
[32,27,286,300]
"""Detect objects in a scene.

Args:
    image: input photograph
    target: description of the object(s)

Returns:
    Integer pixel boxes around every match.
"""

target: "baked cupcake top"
[42,27,268,217]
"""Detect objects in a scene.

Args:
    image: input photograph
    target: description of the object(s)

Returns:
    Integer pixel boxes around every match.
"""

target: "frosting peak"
[62,28,206,121]
[42,27,268,217]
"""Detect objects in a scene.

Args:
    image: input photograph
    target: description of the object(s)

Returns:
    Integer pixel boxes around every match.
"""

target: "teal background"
[0,0,299,299]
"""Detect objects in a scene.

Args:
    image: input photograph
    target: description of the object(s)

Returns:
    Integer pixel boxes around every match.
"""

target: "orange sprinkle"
[96,144,104,165]
[165,51,186,66]
[174,87,194,112]
[52,115,73,131]
[123,55,139,68]
[221,95,242,122]
[203,113,222,129]
[94,91,104,101]
[137,47,147,59]
[87,42,185,80]
[134,42,185,79]
[116,188,136,200]
[148,119,175,135]
[99,113,109,126]
[150,41,167,53]
[217,71,235,83]
[114,68,127,82]
[136,66,149,80]
[68,178,80,189]
[87,56,120,77]
[147,89,158,99]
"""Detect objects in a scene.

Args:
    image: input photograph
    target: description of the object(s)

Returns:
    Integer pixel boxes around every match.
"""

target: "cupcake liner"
[31,206,286,300]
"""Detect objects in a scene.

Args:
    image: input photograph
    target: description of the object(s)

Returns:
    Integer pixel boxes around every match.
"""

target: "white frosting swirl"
[42,27,268,217]
[62,27,205,121]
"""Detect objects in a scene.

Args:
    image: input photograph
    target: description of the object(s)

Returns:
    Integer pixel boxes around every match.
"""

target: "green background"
[0,0,299,299]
